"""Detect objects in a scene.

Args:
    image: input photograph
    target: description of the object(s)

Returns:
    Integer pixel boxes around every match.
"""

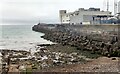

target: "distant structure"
[59,8,112,25]
[59,10,71,24]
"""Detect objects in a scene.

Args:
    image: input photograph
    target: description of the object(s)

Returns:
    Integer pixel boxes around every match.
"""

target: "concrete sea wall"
[32,24,120,57]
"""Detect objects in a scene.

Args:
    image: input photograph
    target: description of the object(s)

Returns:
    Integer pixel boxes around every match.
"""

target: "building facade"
[59,10,72,24]
[59,8,112,25]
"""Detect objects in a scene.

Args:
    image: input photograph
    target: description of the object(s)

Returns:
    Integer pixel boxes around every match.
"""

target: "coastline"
[31,24,119,72]
[1,24,119,72]
[32,24,120,57]
[0,25,54,52]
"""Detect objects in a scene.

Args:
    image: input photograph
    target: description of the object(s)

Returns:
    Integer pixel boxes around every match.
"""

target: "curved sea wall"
[32,24,120,57]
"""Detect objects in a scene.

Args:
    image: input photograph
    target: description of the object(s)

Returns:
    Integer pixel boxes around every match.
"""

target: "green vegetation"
[26,68,32,74]
[79,50,101,59]
[21,66,32,74]
[46,44,78,54]
[46,44,101,59]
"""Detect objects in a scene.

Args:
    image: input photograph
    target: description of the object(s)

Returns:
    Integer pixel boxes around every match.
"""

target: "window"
[67,20,69,22]
[76,13,79,15]
[71,14,73,16]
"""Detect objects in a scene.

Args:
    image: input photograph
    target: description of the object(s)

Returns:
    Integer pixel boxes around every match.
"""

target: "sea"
[0,25,53,51]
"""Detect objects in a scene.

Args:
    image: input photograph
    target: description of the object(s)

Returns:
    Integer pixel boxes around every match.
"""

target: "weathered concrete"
[32,24,120,57]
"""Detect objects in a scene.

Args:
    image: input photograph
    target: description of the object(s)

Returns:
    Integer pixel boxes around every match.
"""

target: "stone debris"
[33,47,87,69]
[1,47,89,72]
[32,24,120,57]
[46,57,119,72]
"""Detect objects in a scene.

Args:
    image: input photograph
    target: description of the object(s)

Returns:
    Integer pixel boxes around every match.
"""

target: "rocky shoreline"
[32,24,120,57]
[1,24,119,73]
[1,44,95,73]
[31,24,120,72]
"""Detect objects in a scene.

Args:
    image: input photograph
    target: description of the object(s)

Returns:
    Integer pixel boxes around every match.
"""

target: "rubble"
[32,24,120,57]
[33,47,88,69]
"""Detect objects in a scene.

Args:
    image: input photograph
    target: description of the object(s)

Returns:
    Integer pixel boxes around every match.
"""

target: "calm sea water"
[0,25,53,51]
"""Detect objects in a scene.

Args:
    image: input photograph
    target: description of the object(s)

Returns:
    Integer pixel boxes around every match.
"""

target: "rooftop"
[78,8,100,11]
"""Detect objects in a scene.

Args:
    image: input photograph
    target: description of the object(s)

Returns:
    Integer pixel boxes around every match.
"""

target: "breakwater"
[32,24,120,57]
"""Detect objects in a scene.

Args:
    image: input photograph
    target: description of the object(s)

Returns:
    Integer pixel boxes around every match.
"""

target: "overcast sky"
[0,0,119,25]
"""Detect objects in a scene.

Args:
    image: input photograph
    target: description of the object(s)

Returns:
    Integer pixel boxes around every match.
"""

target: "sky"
[0,0,119,25]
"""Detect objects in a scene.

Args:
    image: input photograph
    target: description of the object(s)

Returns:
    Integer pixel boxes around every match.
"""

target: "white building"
[59,8,112,25]
[59,10,72,24]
